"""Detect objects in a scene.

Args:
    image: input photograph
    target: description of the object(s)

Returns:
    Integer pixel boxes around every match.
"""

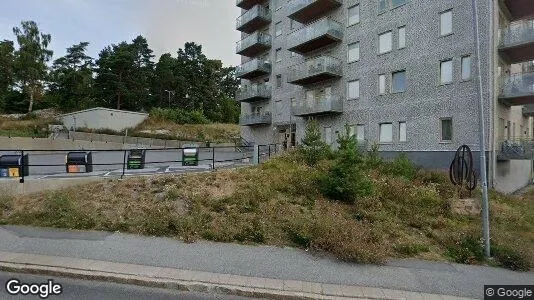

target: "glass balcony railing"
[236,5,271,33]
[497,139,534,160]
[236,32,272,56]
[499,72,534,99]
[287,0,342,23]
[500,20,534,48]
[236,83,272,102]
[287,17,343,54]
[287,55,342,85]
[240,112,272,126]
[523,104,534,116]
[292,94,343,116]
[236,59,272,79]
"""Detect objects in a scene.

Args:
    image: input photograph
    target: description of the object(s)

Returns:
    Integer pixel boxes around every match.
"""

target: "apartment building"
[235,0,534,194]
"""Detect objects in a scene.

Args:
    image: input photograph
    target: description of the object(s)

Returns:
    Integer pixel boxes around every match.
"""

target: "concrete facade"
[59,107,148,132]
[235,0,534,193]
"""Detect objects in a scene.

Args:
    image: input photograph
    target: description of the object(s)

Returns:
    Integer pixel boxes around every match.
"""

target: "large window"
[348,80,360,99]
[440,10,453,36]
[379,0,406,13]
[398,26,406,49]
[440,59,453,84]
[275,48,281,62]
[392,70,406,93]
[399,122,407,142]
[356,125,365,141]
[441,118,453,141]
[461,55,472,80]
[348,5,360,26]
[379,123,393,143]
[379,31,392,54]
[379,74,386,95]
[348,42,360,62]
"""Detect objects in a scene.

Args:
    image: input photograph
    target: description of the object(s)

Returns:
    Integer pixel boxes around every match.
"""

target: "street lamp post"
[165,90,175,109]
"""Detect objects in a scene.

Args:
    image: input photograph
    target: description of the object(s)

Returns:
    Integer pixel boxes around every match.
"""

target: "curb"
[0,252,475,300]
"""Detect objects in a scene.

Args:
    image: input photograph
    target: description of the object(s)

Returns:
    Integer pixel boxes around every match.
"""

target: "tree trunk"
[28,88,34,113]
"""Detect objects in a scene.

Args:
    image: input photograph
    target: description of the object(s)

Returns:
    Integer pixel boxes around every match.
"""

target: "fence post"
[253,145,259,165]
[212,147,216,170]
[268,144,271,158]
[121,150,127,179]
[19,150,25,183]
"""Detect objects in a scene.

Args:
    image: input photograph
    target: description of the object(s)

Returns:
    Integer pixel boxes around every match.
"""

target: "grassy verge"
[0,116,59,138]
[0,151,532,270]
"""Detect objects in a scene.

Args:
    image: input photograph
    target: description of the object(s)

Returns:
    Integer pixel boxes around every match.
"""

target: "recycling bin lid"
[0,155,23,165]
[182,144,199,149]
[183,148,198,155]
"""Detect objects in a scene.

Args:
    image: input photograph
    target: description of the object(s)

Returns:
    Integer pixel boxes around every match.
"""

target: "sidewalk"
[0,225,532,299]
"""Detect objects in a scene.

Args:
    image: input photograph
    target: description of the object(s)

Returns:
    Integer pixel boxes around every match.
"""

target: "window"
[348,80,360,99]
[275,22,282,37]
[392,70,406,93]
[379,31,392,54]
[440,59,453,84]
[379,123,393,143]
[348,42,360,62]
[348,5,360,26]
[461,55,471,80]
[356,125,365,141]
[275,48,281,62]
[391,0,406,7]
[291,97,296,109]
[399,122,407,142]
[379,74,386,95]
[379,0,406,13]
[290,19,296,30]
[398,26,406,49]
[440,10,453,36]
[275,0,282,10]
[276,74,282,87]
[378,0,387,13]
[441,118,453,141]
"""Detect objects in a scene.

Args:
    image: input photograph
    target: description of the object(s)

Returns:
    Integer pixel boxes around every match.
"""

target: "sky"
[0,0,242,66]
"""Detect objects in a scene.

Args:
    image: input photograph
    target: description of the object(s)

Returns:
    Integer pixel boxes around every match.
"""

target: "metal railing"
[497,139,534,160]
[288,0,341,18]
[236,58,272,78]
[236,32,272,54]
[236,83,272,102]
[499,72,534,98]
[292,94,343,116]
[0,144,282,183]
[287,55,342,83]
[236,5,271,30]
[287,17,343,50]
[239,112,272,126]
[500,19,534,48]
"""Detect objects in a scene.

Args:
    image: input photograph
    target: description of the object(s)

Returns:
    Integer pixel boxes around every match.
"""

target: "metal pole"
[212,147,215,170]
[19,150,25,183]
[121,150,127,179]
[471,0,491,258]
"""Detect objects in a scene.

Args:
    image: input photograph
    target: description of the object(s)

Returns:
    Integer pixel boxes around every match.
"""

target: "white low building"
[59,107,149,132]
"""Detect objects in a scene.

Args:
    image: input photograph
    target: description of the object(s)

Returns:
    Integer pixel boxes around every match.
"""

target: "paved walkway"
[0,225,532,299]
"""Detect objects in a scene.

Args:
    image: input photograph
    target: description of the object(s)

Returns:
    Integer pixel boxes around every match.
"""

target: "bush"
[299,120,331,166]
[492,245,530,271]
[150,108,210,124]
[382,153,418,180]
[365,143,383,169]
[318,125,373,204]
[446,236,485,264]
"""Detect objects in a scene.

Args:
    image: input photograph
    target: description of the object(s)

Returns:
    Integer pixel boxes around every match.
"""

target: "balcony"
[498,72,534,106]
[287,0,342,23]
[236,32,271,57]
[287,18,343,55]
[236,83,271,103]
[499,20,534,63]
[292,94,343,117]
[501,0,534,21]
[236,59,271,80]
[287,55,342,85]
[523,104,534,116]
[236,0,266,10]
[236,5,271,34]
[240,112,272,126]
[497,139,534,160]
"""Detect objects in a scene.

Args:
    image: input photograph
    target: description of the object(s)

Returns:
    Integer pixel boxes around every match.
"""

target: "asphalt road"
[0,271,258,300]
[0,147,263,178]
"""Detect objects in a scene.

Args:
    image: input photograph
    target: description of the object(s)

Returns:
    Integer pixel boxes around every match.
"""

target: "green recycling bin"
[127,149,146,169]
[182,145,199,166]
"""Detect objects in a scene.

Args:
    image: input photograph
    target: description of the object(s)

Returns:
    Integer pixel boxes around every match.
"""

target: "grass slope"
[0,153,532,270]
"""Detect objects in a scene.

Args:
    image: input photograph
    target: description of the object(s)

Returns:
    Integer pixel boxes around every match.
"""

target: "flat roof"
[59,107,149,117]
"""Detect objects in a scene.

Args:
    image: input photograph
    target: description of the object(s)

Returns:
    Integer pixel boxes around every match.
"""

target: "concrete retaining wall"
[494,160,533,194]
[0,177,105,196]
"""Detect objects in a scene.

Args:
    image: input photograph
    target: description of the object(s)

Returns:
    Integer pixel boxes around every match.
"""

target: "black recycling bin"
[127,149,146,169]
[0,154,29,177]
[66,151,93,173]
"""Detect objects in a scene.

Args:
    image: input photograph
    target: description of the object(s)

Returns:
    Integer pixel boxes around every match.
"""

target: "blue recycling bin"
[0,168,7,177]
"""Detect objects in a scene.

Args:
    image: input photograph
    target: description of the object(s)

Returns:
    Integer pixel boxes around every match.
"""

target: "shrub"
[150,108,210,124]
[446,236,485,264]
[365,143,383,169]
[299,120,331,166]
[318,125,373,204]
[382,153,418,180]
[492,245,530,271]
